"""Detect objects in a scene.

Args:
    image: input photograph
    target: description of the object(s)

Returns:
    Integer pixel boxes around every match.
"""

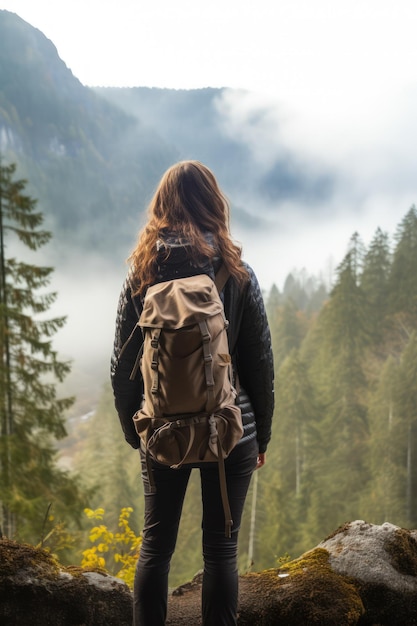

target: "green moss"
[0,538,61,580]
[278,546,330,576]
[385,527,417,577]
[244,548,364,625]
[0,538,107,582]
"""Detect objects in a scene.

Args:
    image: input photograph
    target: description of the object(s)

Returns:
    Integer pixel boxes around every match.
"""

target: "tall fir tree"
[0,161,84,541]
[258,348,320,562]
[361,356,406,525]
[301,235,370,536]
[266,283,282,366]
[360,227,391,345]
[389,205,417,323]
[394,332,417,527]
[273,298,306,369]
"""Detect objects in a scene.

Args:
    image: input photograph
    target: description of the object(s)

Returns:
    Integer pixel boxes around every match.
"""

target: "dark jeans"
[133,435,258,626]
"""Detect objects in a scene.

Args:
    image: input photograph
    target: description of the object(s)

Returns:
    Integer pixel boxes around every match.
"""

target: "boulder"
[167,520,417,625]
[319,519,417,625]
[168,546,364,626]
[2,520,417,625]
[0,538,132,625]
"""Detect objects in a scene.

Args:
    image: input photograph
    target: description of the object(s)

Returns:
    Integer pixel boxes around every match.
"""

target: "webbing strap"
[142,443,157,494]
[120,322,141,360]
[214,264,230,293]
[208,415,233,538]
[199,320,216,414]
[129,343,143,381]
[218,453,233,538]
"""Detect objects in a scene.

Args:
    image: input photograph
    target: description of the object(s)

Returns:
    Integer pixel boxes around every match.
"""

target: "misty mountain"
[95,87,252,187]
[0,10,177,257]
[0,9,334,262]
[96,86,334,212]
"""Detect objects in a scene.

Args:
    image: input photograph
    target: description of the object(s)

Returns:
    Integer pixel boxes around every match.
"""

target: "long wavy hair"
[129,160,249,294]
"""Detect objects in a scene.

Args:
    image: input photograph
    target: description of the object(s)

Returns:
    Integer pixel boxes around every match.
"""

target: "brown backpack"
[132,266,243,537]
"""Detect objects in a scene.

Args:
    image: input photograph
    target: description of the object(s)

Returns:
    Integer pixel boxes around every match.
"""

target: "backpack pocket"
[133,406,243,468]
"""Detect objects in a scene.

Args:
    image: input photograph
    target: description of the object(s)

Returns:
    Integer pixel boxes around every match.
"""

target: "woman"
[111,160,274,626]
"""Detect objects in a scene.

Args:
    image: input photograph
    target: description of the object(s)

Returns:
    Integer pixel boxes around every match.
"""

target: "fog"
[213,81,417,287]
[42,251,128,410]
[48,79,417,404]
[48,197,407,409]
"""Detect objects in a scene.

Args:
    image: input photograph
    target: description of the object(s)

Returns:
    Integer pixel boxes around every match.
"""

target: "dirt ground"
[167,574,255,626]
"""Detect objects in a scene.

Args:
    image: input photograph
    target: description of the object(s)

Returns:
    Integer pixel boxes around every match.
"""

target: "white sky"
[1,1,416,97]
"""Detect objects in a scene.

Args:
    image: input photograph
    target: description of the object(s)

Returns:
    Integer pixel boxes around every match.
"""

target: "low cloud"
[213,81,417,291]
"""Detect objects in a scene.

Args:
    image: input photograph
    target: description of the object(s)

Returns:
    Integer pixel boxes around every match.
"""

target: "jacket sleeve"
[110,275,144,449]
[234,265,274,453]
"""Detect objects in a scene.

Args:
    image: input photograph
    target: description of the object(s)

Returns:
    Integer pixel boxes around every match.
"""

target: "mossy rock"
[0,538,132,626]
[236,548,364,626]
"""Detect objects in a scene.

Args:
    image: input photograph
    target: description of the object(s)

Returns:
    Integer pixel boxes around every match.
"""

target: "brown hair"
[129,160,248,294]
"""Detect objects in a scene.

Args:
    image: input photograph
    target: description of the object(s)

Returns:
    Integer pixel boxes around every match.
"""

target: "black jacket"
[110,243,274,454]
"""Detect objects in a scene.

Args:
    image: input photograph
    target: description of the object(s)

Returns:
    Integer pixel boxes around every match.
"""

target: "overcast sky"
[2,1,416,98]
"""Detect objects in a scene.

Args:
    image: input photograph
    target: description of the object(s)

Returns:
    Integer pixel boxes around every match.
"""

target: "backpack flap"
[139,274,223,329]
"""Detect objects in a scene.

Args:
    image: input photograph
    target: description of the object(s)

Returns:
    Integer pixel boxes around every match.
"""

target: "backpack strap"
[143,445,157,494]
[218,453,233,538]
[213,263,240,395]
[129,342,143,381]
[214,263,229,293]
[208,415,233,537]
[199,320,216,414]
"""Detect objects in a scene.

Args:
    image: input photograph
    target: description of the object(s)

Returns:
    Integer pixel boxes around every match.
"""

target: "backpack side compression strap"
[199,320,216,414]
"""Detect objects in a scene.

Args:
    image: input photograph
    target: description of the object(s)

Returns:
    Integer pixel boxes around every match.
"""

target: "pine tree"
[300,236,370,535]
[394,333,417,527]
[360,227,391,344]
[389,205,417,322]
[258,348,320,561]
[273,299,306,369]
[0,161,83,541]
[361,356,406,525]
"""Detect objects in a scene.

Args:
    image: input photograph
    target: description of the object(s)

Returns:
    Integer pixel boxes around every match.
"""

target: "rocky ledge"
[1,520,417,625]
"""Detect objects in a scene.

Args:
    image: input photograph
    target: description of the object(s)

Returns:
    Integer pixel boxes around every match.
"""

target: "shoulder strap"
[214,263,230,293]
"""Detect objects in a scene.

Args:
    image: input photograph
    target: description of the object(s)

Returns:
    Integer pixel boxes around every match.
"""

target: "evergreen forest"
[69,205,417,586]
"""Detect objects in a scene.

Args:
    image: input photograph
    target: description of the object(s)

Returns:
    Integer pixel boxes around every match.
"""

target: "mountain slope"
[0,10,177,255]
